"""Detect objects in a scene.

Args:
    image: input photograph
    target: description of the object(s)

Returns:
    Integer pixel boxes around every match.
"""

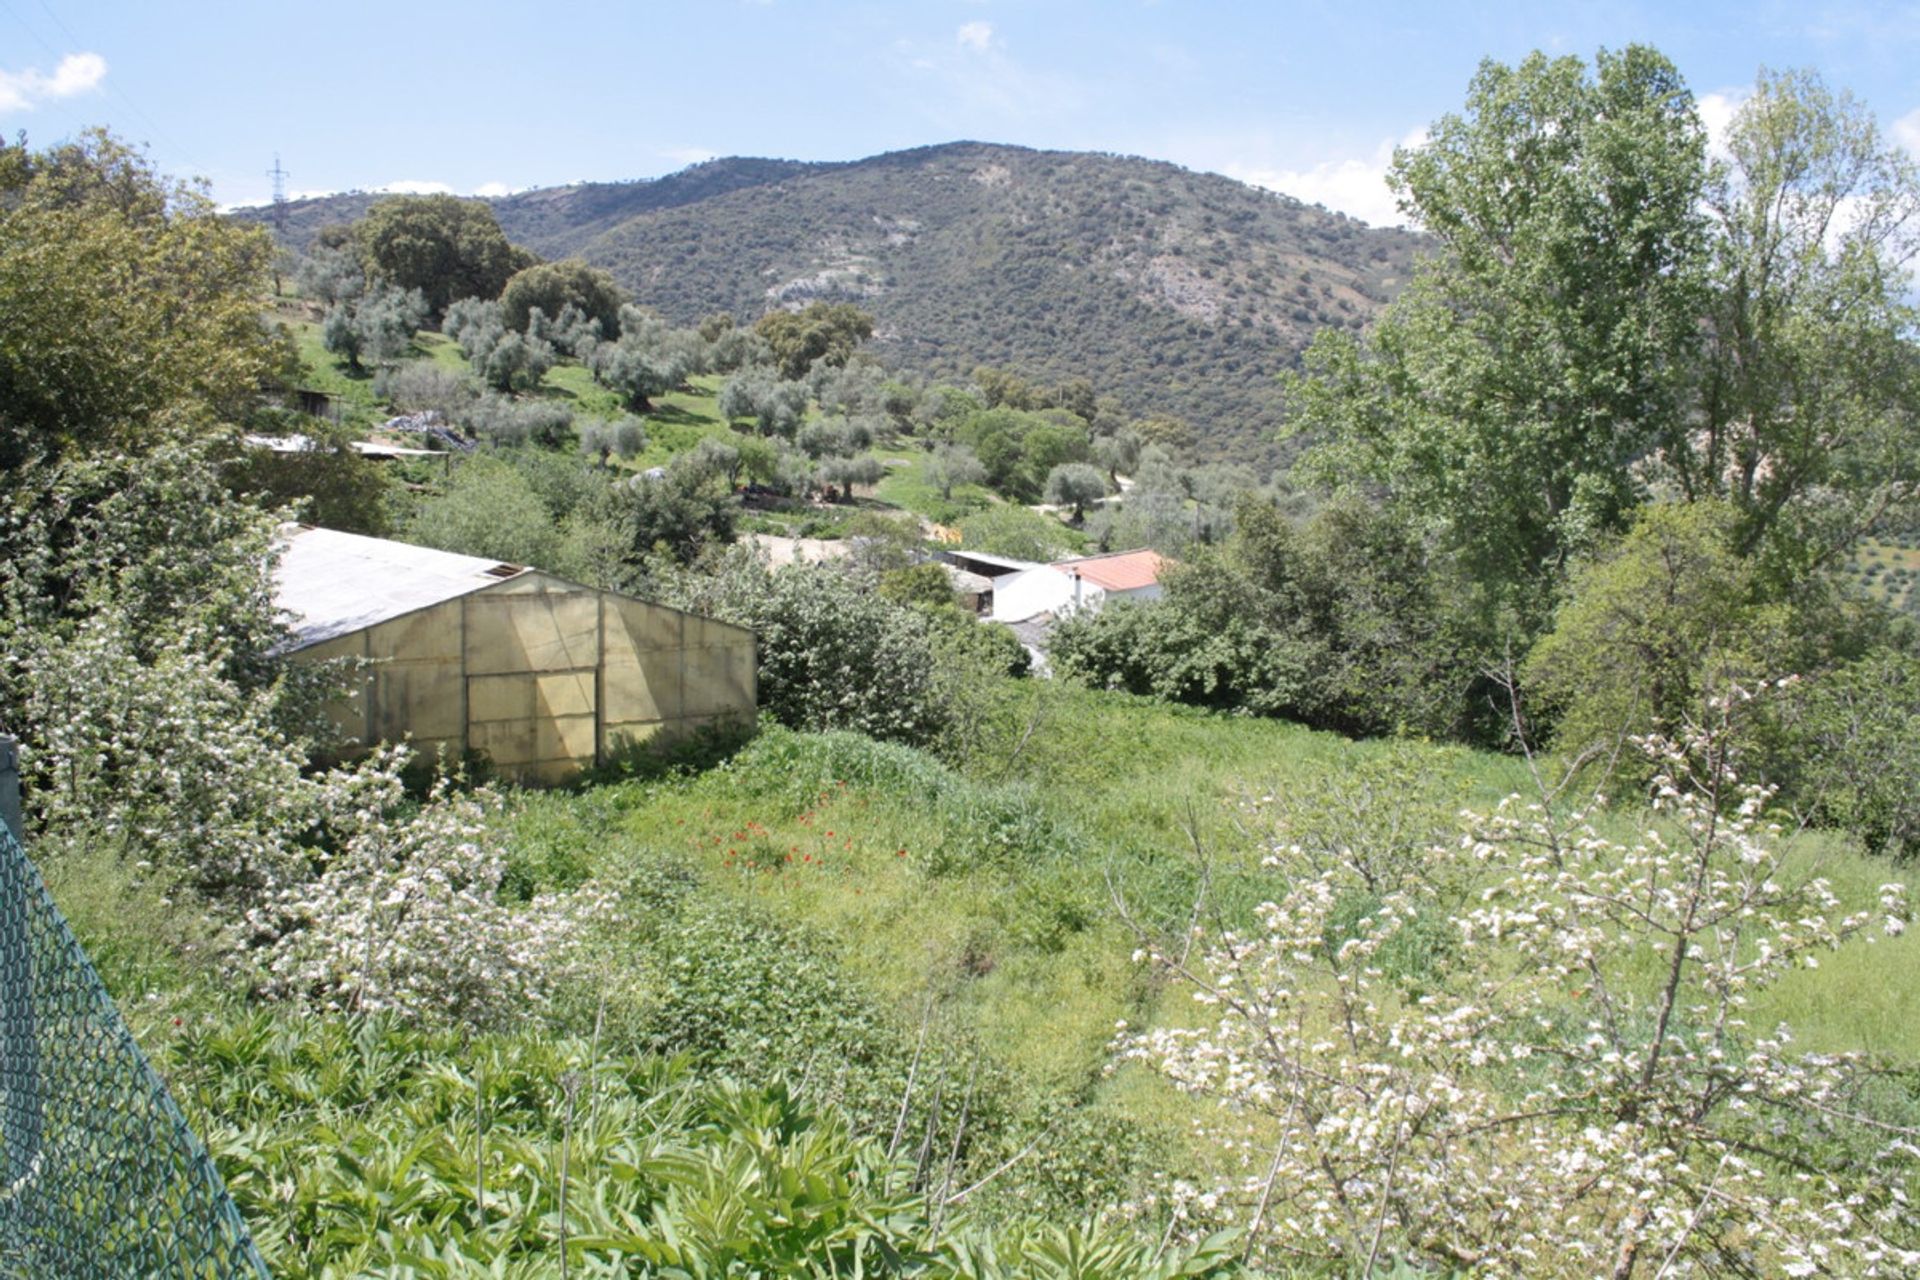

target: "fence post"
[0,736,19,844]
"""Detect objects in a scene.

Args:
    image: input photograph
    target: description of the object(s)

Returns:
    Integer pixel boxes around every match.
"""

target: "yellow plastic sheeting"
[294,575,756,784]
[464,576,600,677]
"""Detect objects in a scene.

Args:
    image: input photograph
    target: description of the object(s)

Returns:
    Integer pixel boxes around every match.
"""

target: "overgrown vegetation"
[10,42,1920,1277]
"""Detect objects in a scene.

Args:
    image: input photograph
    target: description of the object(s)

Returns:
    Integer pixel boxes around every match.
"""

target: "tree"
[357,194,531,318]
[0,130,286,471]
[754,302,874,381]
[498,258,625,335]
[956,407,1092,501]
[955,505,1076,562]
[914,385,983,439]
[1778,650,1920,860]
[1055,496,1481,739]
[622,461,737,565]
[592,308,703,410]
[1522,501,1792,778]
[844,511,921,574]
[719,371,810,437]
[1043,463,1107,523]
[796,415,873,462]
[681,436,742,488]
[444,296,553,392]
[1091,427,1141,486]
[295,242,365,307]
[406,455,564,568]
[1131,415,1192,454]
[818,452,885,503]
[1679,69,1920,583]
[230,417,398,536]
[322,283,427,374]
[594,339,682,410]
[925,442,987,501]
[375,361,478,420]
[971,365,1045,410]
[458,394,573,448]
[1289,46,1711,619]
[1293,52,1920,632]
[654,553,952,747]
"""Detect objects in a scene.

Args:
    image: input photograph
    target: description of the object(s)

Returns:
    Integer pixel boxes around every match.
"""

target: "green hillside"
[240,143,1423,465]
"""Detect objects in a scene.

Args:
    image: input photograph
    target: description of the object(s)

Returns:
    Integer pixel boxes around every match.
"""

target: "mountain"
[244,143,1423,463]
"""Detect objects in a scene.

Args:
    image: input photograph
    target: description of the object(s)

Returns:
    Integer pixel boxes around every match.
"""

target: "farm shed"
[273,526,757,783]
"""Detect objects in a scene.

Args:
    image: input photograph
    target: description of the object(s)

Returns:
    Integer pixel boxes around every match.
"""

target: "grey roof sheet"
[938,549,1040,574]
[274,525,525,649]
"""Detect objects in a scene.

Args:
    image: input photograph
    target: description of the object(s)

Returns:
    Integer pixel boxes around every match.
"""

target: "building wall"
[990,567,1112,622]
[296,574,756,784]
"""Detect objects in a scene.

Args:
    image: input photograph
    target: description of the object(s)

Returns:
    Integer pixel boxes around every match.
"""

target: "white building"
[990,549,1167,624]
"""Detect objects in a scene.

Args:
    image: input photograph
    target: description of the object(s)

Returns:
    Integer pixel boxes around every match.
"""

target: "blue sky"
[3,1,1917,226]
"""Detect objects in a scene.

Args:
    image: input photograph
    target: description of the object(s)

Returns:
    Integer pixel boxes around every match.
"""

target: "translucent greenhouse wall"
[298,573,756,782]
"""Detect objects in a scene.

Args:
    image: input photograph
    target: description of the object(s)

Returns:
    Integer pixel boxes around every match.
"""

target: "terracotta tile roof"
[1053,549,1166,592]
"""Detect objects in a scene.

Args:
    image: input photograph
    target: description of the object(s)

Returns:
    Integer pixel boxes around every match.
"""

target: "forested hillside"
[241,143,1422,463]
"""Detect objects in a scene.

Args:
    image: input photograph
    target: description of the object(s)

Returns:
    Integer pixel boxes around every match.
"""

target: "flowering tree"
[237,749,614,1026]
[1127,693,1917,1276]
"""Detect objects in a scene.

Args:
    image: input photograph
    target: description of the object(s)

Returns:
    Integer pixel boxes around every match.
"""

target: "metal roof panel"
[273,525,526,649]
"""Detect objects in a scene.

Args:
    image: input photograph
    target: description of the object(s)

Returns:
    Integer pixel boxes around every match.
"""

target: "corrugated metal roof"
[274,525,527,649]
[939,549,1042,574]
[1054,549,1166,592]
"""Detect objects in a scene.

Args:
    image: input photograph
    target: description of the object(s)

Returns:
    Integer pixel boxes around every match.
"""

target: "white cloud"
[956,21,995,53]
[472,181,512,198]
[375,179,455,195]
[1696,89,1747,161]
[1894,106,1920,158]
[1224,129,1426,229]
[0,51,106,114]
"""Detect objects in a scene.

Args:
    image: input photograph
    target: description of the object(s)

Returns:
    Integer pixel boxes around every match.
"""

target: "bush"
[1775,649,1920,860]
[237,752,615,1026]
[656,554,952,747]
[1053,496,1485,741]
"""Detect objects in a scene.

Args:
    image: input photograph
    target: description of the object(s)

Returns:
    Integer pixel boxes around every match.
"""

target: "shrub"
[657,554,953,747]
[1128,702,1916,1275]
[236,751,616,1026]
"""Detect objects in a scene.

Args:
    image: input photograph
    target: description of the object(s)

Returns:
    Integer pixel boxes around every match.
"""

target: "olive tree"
[1043,462,1108,523]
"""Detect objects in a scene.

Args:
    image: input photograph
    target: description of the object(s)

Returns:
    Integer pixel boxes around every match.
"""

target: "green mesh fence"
[0,823,270,1279]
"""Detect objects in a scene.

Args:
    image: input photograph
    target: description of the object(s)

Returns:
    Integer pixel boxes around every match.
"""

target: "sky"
[2,1,1918,227]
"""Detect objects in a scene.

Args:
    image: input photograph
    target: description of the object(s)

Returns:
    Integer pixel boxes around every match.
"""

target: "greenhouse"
[273,526,757,782]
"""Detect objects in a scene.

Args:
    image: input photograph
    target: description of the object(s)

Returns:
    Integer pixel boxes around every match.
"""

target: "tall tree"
[1289,46,1711,620]
[754,302,874,381]
[498,257,625,335]
[0,130,287,471]
[1680,69,1920,583]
